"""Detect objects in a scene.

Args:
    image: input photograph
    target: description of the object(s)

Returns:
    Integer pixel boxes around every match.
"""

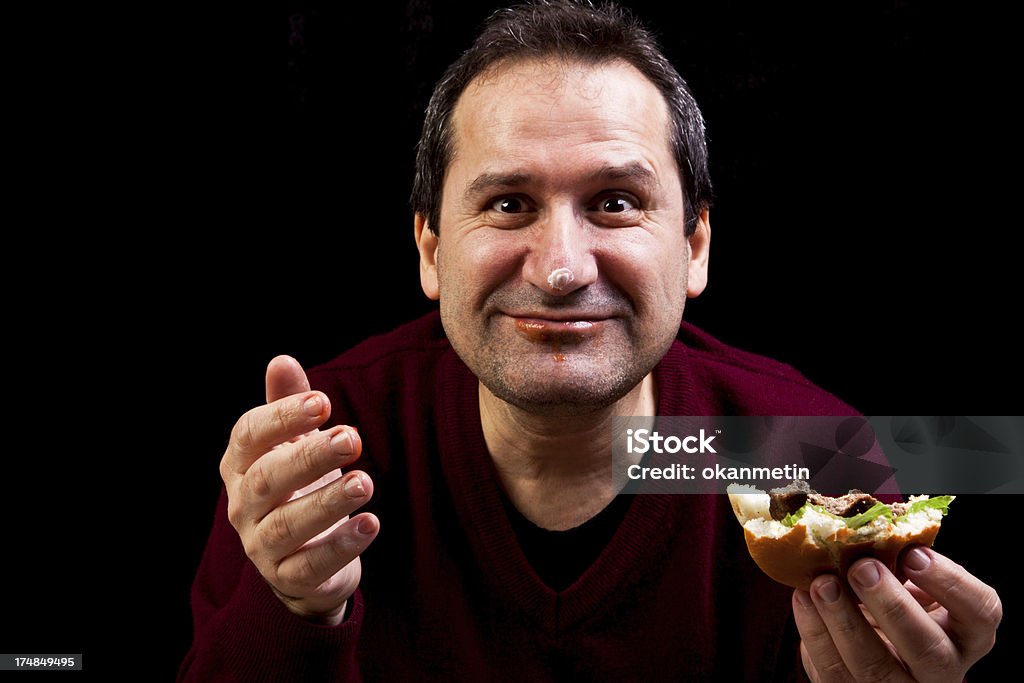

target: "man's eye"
[597,196,637,213]
[492,197,526,213]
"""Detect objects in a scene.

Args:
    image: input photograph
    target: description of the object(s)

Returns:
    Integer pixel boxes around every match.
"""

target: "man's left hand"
[793,547,1001,682]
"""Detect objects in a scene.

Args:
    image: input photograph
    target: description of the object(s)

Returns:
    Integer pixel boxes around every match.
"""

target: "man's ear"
[686,209,710,298]
[414,213,440,300]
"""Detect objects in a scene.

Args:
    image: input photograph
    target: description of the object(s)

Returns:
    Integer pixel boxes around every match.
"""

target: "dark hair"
[411,0,712,236]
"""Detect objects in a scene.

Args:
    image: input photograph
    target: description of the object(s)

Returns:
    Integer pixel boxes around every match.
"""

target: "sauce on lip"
[513,319,592,362]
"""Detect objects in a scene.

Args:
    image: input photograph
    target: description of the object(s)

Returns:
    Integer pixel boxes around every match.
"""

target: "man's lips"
[509,316,606,343]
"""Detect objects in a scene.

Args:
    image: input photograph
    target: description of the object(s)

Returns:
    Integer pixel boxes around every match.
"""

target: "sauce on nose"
[547,267,574,291]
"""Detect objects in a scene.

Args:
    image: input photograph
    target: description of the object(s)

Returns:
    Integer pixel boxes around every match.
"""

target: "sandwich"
[727,480,953,590]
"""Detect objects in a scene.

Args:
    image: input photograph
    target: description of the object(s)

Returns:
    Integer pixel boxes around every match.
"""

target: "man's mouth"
[510,316,606,344]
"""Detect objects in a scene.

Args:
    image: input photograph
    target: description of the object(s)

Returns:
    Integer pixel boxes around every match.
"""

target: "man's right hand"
[219,355,379,626]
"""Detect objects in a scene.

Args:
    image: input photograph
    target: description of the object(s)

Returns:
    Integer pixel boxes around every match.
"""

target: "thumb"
[265,355,312,403]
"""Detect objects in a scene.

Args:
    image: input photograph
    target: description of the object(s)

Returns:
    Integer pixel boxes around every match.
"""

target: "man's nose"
[522,204,599,296]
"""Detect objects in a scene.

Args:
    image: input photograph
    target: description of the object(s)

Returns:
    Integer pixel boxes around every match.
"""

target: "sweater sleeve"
[176,489,363,683]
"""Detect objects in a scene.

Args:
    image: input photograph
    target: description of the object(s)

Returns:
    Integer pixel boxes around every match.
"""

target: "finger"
[807,574,911,682]
[903,581,940,611]
[791,590,854,683]
[255,471,373,559]
[799,642,821,683]
[242,426,362,515]
[223,391,331,479]
[900,547,1002,660]
[858,603,879,629]
[275,512,380,596]
[847,558,957,680]
[266,355,311,403]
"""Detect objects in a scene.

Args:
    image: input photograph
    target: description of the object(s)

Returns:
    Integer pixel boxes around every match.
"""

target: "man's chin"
[480,371,639,417]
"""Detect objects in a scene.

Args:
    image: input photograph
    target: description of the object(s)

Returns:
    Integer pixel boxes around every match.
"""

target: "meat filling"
[768,479,810,520]
[768,480,883,521]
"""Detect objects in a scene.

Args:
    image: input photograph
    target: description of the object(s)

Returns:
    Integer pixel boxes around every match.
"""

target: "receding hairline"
[454,53,668,113]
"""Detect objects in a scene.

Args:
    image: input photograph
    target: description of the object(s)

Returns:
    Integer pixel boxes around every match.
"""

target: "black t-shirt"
[504,493,635,592]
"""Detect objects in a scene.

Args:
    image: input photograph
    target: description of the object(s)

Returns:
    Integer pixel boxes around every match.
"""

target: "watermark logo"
[625,428,717,454]
[612,416,1024,495]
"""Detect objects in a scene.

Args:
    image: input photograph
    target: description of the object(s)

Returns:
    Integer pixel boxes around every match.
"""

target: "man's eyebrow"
[593,162,658,189]
[465,172,533,197]
[463,163,659,197]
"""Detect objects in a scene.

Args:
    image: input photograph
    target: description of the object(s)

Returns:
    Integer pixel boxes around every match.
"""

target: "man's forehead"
[455,57,665,119]
[464,56,627,95]
[448,57,674,170]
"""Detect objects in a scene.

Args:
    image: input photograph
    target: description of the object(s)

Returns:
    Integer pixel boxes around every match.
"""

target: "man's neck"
[479,374,657,530]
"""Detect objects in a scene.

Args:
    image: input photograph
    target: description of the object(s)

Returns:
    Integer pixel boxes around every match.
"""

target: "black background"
[8,1,1019,679]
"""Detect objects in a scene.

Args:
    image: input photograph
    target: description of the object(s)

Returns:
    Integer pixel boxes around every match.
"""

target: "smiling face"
[415,58,710,414]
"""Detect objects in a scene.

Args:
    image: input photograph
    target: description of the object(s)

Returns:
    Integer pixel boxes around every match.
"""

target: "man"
[180,2,1001,680]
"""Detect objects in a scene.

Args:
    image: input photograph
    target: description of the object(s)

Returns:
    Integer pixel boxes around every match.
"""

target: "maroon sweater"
[179,312,858,682]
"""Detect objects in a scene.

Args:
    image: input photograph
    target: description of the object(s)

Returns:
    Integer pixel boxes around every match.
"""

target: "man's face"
[416,58,709,414]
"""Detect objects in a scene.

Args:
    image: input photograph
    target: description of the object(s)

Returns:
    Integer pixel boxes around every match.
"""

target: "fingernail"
[330,430,354,455]
[356,516,376,535]
[815,578,841,604]
[905,547,931,571]
[344,475,365,498]
[303,395,322,416]
[852,560,881,588]
[794,590,813,609]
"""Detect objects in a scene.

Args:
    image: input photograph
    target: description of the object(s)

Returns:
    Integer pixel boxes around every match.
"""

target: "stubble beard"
[444,312,673,417]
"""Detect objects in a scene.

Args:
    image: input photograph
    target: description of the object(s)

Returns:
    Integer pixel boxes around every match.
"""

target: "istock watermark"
[625,428,717,454]
[612,416,1024,495]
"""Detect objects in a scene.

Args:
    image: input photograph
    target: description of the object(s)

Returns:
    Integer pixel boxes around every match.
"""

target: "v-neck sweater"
[180,311,858,682]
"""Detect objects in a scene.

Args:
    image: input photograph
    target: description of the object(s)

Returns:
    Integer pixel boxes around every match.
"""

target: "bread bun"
[727,484,947,591]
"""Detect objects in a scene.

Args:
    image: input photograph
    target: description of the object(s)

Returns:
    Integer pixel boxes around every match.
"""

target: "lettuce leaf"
[845,502,893,529]
[780,496,953,530]
[895,495,954,523]
[781,504,829,527]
